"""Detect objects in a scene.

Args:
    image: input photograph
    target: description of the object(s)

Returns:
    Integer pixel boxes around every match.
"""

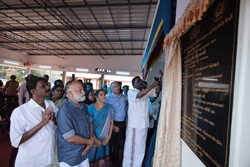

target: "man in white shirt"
[18,74,34,105]
[123,70,162,167]
[10,76,57,167]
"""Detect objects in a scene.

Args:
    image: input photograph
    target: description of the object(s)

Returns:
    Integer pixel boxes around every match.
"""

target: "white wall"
[0,47,142,89]
[145,50,165,86]
[229,0,250,166]
[0,47,142,77]
[181,139,206,167]
[0,47,29,67]
[28,55,142,76]
[175,0,189,23]
[177,0,250,166]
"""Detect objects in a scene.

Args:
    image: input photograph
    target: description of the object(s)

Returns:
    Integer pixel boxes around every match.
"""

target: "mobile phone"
[154,77,159,81]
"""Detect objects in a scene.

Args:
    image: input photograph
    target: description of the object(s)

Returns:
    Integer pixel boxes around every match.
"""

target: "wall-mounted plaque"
[181,0,239,166]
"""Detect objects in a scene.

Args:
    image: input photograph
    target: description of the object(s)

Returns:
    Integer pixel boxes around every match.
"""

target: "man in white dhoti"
[10,76,58,167]
[123,70,163,167]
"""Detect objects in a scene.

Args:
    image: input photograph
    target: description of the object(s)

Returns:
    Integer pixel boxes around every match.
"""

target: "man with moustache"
[57,80,94,167]
[10,76,57,167]
[123,70,163,167]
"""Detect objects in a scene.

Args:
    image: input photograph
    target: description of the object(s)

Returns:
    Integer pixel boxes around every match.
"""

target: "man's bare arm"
[136,81,159,98]
[67,135,94,146]
[155,81,162,94]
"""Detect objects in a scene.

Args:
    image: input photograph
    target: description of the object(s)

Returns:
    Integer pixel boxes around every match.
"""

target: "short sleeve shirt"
[105,93,127,122]
[57,98,91,166]
[127,88,157,128]
[10,99,57,167]
[5,80,19,96]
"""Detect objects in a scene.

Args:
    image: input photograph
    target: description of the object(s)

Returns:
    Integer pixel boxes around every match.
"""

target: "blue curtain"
[142,0,175,70]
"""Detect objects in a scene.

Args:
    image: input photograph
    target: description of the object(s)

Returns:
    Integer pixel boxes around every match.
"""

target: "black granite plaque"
[181,0,239,166]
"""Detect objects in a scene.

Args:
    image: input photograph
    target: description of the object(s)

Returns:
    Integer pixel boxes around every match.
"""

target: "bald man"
[57,81,94,167]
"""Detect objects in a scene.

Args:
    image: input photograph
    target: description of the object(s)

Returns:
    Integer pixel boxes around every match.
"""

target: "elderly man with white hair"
[57,80,94,167]
[105,81,127,167]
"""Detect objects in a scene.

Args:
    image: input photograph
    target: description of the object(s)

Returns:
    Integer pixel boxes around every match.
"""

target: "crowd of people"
[2,70,163,167]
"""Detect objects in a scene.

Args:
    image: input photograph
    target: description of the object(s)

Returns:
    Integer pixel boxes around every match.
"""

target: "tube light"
[105,69,111,73]
[76,68,89,72]
[202,78,218,81]
[116,71,130,75]
[4,60,19,66]
[39,65,51,69]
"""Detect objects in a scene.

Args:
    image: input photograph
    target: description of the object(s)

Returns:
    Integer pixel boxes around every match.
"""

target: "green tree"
[30,69,47,77]
[0,65,26,84]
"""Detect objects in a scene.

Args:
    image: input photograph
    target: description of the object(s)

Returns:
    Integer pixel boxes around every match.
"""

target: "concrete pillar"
[101,73,104,87]
[62,71,66,85]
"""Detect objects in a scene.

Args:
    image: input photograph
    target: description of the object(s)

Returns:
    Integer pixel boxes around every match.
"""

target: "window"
[30,69,62,87]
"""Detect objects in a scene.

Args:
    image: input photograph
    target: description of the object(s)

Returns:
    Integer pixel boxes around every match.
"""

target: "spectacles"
[56,89,64,92]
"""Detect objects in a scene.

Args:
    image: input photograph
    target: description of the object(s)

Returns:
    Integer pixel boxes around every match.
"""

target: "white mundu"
[59,158,90,167]
[123,88,156,167]
[10,99,58,167]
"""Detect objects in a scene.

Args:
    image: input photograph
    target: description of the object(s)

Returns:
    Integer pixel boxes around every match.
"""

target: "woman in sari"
[88,89,114,163]
[45,84,65,109]
[83,90,95,106]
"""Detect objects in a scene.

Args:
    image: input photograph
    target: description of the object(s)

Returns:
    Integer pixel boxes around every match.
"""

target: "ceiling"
[0,0,158,59]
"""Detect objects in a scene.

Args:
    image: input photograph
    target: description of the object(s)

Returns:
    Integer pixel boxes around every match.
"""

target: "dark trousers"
[6,95,18,104]
[146,120,156,148]
[146,127,155,148]
[109,121,125,167]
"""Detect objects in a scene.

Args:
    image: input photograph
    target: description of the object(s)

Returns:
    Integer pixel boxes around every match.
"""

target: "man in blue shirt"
[57,80,94,167]
[105,81,127,167]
